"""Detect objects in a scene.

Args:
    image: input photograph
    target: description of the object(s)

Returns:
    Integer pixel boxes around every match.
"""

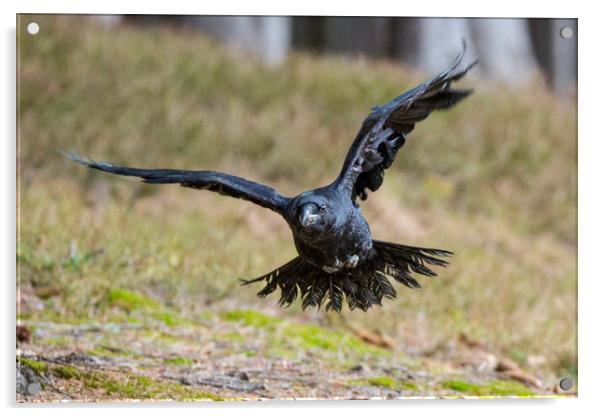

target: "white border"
[3,1,599,415]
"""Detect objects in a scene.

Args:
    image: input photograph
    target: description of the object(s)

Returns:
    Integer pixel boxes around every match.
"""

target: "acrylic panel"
[16,14,577,402]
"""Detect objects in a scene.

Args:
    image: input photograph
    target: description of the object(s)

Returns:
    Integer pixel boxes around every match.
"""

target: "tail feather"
[241,241,452,312]
[301,276,327,310]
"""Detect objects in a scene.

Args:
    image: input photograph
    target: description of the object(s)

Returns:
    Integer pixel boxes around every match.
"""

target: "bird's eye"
[320,204,326,212]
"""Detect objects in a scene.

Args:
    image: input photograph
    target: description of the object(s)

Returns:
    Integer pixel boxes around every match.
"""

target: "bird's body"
[286,186,373,274]
[66,42,476,312]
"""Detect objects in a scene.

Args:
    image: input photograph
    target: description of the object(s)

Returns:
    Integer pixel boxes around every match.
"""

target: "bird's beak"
[300,205,320,228]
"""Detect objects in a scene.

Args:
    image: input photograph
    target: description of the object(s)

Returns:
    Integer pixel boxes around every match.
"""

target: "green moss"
[484,380,534,396]
[86,373,223,401]
[140,329,183,345]
[400,381,418,390]
[442,380,476,393]
[442,379,533,397]
[89,347,113,358]
[106,288,159,312]
[284,323,389,358]
[367,376,395,389]
[18,357,48,376]
[18,357,224,400]
[220,310,389,361]
[44,361,223,400]
[51,365,80,379]
[221,310,281,328]
[89,345,144,360]
[151,310,181,326]
[284,324,339,350]
[164,356,194,366]
[342,337,390,357]
[222,331,244,342]
[351,376,418,391]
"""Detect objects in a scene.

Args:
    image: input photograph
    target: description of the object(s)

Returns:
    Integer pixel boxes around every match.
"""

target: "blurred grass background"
[18,16,576,384]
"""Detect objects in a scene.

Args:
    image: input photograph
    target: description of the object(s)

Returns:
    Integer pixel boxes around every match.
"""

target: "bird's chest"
[294,210,373,273]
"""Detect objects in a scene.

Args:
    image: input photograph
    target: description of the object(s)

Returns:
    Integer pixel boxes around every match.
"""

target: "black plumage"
[66,43,476,312]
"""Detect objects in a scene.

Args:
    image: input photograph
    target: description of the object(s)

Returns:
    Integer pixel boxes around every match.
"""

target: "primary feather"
[63,151,289,213]
[336,40,477,202]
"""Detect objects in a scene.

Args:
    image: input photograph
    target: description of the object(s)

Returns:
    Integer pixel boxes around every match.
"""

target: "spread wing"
[335,41,477,202]
[64,152,290,214]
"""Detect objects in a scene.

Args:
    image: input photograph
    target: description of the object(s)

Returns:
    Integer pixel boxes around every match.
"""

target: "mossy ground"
[349,376,418,391]
[17,15,576,401]
[18,357,224,401]
[18,307,551,401]
[441,379,535,397]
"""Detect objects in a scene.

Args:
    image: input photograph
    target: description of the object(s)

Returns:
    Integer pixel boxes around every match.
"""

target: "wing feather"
[335,41,477,202]
[64,152,289,214]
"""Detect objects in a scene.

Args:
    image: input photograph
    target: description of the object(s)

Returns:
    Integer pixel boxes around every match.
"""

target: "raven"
[66,43,476,312]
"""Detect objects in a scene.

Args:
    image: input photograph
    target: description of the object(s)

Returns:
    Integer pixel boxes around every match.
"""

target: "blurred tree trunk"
[321,17,394,57]
[411,18,472,71]
[549,19,577,93]
[470,18,538,85]
[529,18,577,94]
[186,16,292,65]
[92,15,122,26]
[95,15,575,94]
[406,18,537,85]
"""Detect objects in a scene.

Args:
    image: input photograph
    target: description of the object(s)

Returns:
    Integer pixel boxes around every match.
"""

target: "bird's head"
[291,194,335,235]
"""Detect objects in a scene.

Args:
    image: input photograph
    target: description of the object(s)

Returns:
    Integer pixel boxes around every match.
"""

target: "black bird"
[66,44,476,312]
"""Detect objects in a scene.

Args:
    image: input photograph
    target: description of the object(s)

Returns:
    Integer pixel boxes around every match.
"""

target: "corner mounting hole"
[27,22,39,35]
[559,377,573,391]
[26,382,41,395]
[560,26,573,39]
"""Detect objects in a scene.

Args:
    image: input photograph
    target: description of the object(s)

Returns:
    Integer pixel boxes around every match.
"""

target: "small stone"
[226,369,250,381]
[349,364,365,373]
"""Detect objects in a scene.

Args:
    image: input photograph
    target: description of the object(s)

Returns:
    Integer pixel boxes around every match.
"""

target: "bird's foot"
[322,255,359,273]
[322,258,343,274]
[344,254,359,269]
